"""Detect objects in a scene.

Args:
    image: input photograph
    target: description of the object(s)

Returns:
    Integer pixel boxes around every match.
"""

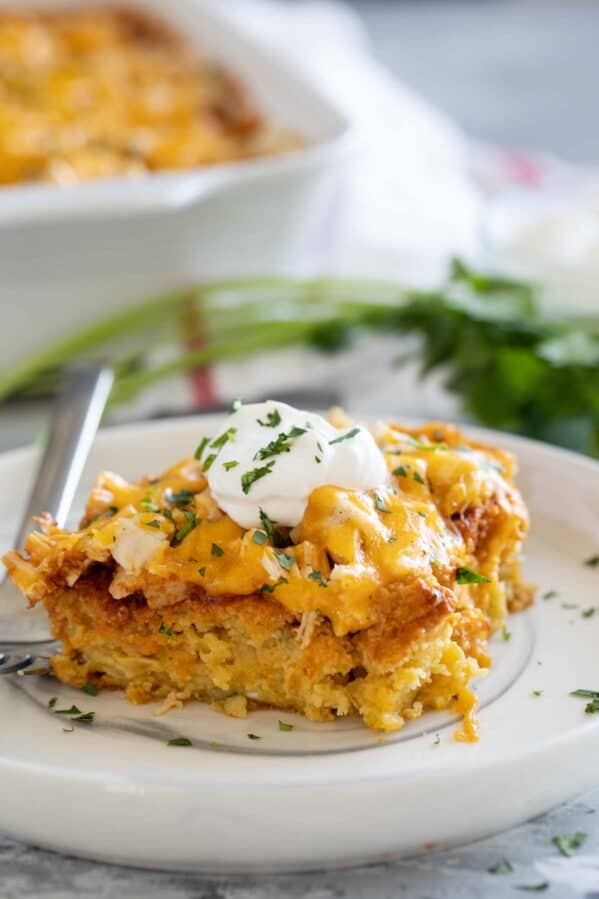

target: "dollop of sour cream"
[204,401,388,529]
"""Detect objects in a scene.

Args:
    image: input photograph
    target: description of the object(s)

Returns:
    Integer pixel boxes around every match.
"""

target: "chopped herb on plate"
[456,567,491,585]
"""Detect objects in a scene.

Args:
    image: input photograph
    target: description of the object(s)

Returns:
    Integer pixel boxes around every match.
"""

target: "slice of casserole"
[3,408,533,736]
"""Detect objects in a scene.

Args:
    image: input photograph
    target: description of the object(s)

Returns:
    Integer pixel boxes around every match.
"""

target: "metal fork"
[0,364,113,675]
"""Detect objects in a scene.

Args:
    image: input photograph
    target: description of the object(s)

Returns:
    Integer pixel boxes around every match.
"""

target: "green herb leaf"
[168,737,192,746]
[488,859,513,875]
[412,471,425,485]
[202,453,217,473]
[72,712,94,724]
[553,832,587,857]
[54,705,82,715]
[164,488,197,506]
[211,543,224,557]
[230,397,243,414]
[258,507,284,547]
[308,570,327,587]
[173,509,197,545]
[515,884,549,892]
[532,690,542,697]
[252,530,267,545]
[582,607,596,618]
[198,566,206,576]
[393,465,409,477]
[502,626,512,642]
[247,733,261,740]
[194,437,210,461]
[146,519,161,528]
[374,491,390,514]
[211,427,237,451]
[83,682,98,696]
[257,409,282,427]
[159,623,176,638]
[456,566,491,585]
[274,551,294,571]
[585,554,599,568]
[542,590,558,600]
[241,461,275,494]
[223,460,239,471]
[48,697,57,709]
[278,720,294,732]
[140,496,160,513]
[329,427,360,445]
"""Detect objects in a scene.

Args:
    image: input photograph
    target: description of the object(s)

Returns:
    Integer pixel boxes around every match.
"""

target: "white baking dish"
[0,0,352,371]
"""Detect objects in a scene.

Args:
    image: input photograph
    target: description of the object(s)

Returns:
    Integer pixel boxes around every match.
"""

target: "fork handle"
[13,364,114,550]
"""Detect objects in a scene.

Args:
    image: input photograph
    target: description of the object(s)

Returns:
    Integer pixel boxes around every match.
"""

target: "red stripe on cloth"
[181,294,217,408]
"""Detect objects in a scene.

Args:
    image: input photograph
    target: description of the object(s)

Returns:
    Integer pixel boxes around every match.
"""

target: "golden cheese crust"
[0,6,299,186]
[3,417,533,735]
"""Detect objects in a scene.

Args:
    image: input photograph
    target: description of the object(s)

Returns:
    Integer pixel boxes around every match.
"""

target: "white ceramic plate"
[0,415,598,873]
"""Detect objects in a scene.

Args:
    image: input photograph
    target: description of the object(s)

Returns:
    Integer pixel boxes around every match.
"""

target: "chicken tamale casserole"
[3,402,534,737]
[0,6,299,187]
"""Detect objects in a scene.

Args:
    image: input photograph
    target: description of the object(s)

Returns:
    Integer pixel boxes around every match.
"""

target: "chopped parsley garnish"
[241,461,275,494]
[393,465,409,477]
[257,409,282,427]
[194,436,210,461]
[211,543,224,557]
[73,712,94,724]
[278,720,294,732]
[274,551,294,571]
[571,689,599,713]
[146,519,161,529]
[140,496,160,513]
[168,737,192,747]
[584,554,599,568]
[164,488,197,506]
[515,883,549,892]
[54,705,82,715]
[85,506,118,526]
[387,536,397,544]
[582,607,596,618]
[260,577,288,593]
[456,566,491,585]
[211,427,237,451]
[308,570,327,587]
[255,428,306,461]
[488,858,513,875]
[553,832,587,856]
[48,697,57,709]
[409,437,448,452]
[542,590,558,600]
[532,690,543,697]
[223,460,239,471]
[247,733,261,740]
[315,456,322,464]
[412,471,425,485]
[198,566,206,576]
[258,507,284,546]
[329,427,360,445]
[83,683,98,696]
[502,626,511,642]
[230,397,243,413]
[162,508,175,522]
[252,530,267,545]
[173,510,197,545]
[374,491,390,514]
[202,453,217,473]
[159,623,176,638]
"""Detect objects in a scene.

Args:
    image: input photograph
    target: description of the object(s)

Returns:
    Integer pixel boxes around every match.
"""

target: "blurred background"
[0,0,597,455]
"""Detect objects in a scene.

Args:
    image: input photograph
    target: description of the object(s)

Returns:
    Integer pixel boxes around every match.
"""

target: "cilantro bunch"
[0,261,597,456]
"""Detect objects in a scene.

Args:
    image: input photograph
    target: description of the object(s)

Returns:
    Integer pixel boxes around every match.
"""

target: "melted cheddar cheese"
[0,6,299,186]
[3,417,533,735]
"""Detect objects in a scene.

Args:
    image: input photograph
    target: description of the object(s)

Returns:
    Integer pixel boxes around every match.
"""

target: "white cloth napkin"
[225,0,481,285]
